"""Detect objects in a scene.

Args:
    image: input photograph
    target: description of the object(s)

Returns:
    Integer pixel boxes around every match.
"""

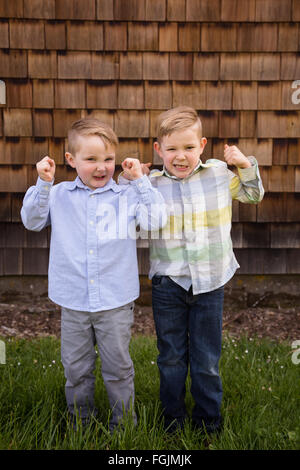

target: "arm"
[21,156,55,231]
[224,145,264,204]
[118,160,151,185]
[121,158,167,231]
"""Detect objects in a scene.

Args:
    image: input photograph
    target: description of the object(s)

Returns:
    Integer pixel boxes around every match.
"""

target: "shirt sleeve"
[118,171,130,186]
[21,177,53,231]
[127,175,167,232]
[228,156,265,203]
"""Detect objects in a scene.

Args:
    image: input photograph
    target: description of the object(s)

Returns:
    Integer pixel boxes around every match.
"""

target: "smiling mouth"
[173,164,189,169]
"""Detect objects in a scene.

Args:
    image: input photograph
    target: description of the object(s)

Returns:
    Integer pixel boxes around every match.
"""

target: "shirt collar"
[66,176,122,193]
[151,159,216,181]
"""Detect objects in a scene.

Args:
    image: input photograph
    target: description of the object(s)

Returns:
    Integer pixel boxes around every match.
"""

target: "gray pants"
[61,302,136,431]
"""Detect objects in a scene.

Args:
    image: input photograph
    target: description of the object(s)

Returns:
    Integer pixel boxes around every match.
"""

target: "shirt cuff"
[237,156,258,182]
[118,171,130,185]
[129,174,152,192]
[36,176,54,196]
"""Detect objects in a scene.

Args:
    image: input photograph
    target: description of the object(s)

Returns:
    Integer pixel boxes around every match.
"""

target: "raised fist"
[224,145,251,169]
[36,156,56,182]
[121,158,143,180]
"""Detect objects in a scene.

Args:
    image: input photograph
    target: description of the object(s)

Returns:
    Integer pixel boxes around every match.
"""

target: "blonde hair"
[156,106,202,143]
[67,118,118,155]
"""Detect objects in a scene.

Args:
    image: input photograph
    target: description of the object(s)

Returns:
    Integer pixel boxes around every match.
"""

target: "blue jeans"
[152,275,224,432]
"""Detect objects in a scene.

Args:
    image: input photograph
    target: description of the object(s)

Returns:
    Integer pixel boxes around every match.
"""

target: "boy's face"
[154,124,207,179]
[65,135,116,190]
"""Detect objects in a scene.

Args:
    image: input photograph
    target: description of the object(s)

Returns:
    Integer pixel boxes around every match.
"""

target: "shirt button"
[90,221,94,225]
[89,249,94,254]
[91,195,94,198]
[90,279,94,284]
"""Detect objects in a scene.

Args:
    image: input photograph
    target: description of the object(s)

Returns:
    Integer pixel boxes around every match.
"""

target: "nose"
[176,151,186,160]
[96,163,105,172]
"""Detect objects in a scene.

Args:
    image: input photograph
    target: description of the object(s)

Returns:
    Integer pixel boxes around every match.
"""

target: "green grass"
[0,334,299,450]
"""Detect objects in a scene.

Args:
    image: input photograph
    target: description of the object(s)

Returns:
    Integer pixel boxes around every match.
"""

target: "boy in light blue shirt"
[21,118,166,431]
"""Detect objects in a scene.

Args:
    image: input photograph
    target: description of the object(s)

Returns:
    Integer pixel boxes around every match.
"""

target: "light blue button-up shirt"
[21,175,166,312]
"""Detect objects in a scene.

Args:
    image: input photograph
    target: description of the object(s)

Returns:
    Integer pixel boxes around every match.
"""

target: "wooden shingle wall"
[0,0,300,277]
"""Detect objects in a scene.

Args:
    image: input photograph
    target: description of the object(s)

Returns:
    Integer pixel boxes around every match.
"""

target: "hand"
[224,145,251,169]
[36,156,56,182]
[141,162,151,176]
[121,158,143,180]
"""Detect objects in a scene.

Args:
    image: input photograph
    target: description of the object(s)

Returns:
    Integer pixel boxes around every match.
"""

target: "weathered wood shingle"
[0,1,299,275]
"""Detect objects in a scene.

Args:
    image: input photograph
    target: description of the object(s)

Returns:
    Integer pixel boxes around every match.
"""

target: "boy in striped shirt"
[141,106,264,435]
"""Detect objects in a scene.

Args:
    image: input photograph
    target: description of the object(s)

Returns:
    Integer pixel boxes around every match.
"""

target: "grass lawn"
[0,334,299,450]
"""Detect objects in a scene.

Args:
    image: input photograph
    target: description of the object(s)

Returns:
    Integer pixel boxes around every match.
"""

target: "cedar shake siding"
[0,0,299,276]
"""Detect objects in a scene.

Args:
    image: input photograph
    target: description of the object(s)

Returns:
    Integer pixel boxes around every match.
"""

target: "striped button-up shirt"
[148,157,264,294]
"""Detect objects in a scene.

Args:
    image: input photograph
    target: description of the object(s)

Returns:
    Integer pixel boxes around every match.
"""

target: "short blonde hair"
[67,118,119,155]
[156,106,202,143]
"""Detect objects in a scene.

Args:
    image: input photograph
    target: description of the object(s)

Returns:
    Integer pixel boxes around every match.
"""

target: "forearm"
[230,157,264,203]
[21,177,52,231]
[130,175,167,231]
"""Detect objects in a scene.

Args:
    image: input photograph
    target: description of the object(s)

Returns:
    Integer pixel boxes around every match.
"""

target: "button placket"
[87,193,99,308]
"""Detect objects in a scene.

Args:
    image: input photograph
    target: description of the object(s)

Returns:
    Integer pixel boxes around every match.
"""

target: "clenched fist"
[121,158,144,180]
[36,156,56,182]
[224,145,251,169]
[141,162,151,176]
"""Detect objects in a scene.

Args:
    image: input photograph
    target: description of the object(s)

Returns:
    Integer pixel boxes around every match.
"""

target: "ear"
[65,152,76,168]
[154,141,163,160]
[199,137,207,154]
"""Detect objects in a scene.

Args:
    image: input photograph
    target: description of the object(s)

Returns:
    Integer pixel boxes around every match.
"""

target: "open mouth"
[93,175,106,180]
[173,164,189,170]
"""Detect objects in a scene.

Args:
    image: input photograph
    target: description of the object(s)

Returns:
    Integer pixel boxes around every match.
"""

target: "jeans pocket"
[152,275,163,286]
